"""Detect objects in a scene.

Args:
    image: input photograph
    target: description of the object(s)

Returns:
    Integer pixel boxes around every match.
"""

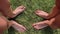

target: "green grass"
[4,0,60,34]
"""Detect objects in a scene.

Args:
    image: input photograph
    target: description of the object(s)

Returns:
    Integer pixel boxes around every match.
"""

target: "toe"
[20,25,26,31]
[35,10,43,14]
[32,23,37,27]
[19,26,26,32]
[33,25,40,30]
[19,5,26,9]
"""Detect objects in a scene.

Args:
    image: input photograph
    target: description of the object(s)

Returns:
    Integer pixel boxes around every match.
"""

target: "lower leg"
[1,5,26,18]
[32,18,55,30]
[0,17,26,32]
[0,16,8,34]
[0,0,26,18]
[0,32,4,34]
[0,15,26,32]
[35,6,58,19]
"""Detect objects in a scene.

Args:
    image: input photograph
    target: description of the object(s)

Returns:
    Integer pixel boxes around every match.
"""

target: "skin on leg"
[35,6,59,19]
[0,16,8,34]
[32,0,60,30]
[0,0,26,18]
[36,0,60,19]
[0,15,26,32]
[32,16,60,30]
[0,33,3,34]
[0,0,26,32]
[0,16,12,33]
[32,17,58,30]
[46,6,59,19]
[45,18,58,29]
[56,0,60,9]
[49,14,60,29]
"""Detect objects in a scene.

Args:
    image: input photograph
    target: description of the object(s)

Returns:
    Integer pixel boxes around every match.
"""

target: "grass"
[4,0,60,34]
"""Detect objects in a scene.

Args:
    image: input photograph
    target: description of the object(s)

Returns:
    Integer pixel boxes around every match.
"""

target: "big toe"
[20,27,26,32]
[19,6,26,9]
[33,25,41,30]
[17,26,26,32]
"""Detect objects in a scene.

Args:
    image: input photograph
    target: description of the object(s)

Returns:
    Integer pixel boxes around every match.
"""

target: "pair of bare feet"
[9,5,26,32]
[32,10,50,30]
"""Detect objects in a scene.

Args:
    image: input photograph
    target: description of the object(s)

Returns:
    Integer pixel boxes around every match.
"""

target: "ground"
[4,0,60,34]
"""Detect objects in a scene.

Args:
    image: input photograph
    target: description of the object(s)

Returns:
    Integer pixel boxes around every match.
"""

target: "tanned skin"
[32,0,60,29]
[0,0,26,34]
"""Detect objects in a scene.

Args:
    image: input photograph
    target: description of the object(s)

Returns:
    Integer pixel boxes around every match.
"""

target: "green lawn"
[5,0,60,34]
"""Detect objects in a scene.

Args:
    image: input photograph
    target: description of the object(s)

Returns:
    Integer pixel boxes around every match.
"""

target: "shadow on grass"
[8,27,15,34]
[41,26,54,34]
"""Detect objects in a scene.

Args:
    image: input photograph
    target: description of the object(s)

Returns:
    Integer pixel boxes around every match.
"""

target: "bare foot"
[35,9,49,18]
[10,20,26,32]
[32,20,49,30]
[12,5,26,18]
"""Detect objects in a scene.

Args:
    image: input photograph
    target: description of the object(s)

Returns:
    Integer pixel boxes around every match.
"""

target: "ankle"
[44,20,50,25]
[44,20,50,24]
